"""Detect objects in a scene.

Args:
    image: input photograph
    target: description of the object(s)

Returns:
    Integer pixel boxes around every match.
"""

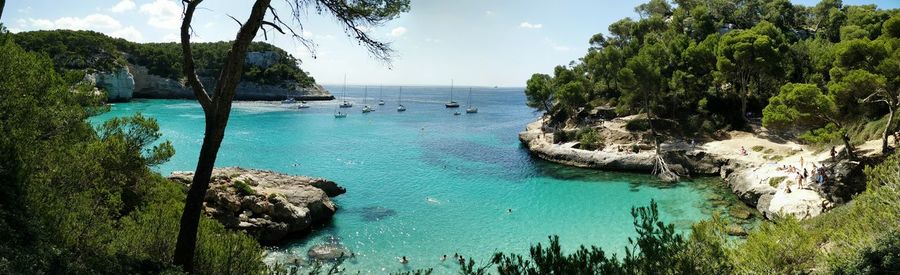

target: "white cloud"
[390,26,407,37]
[110,26,144,41]
[139,0,182,29]
[519,22,543,29]
[20,13,144,42]
[162,33,179,42]
[110,0,136,13]
[485,11,494,16]
[302,31,313,38]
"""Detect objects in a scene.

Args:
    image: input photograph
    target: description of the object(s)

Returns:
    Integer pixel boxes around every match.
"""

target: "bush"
[751,146,765,152]
[553,130,576,143]
[832,230,900,274]
[625,119,650,132]
[233,180,256,196]
[576,128,605,150]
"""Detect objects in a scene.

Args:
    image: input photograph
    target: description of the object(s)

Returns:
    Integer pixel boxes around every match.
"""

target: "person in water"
[507,208,512,213]
[399,256,409,264]
[441,255,447,262]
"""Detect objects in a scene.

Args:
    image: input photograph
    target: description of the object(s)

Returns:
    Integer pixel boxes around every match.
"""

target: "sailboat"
[362,86,373,113]
[465,88,478,114]
[397,87,407,112]
[445,80,460,108]
[297,101,310,109]
[378,85,386,105]
[339,75,353,108]
[334,109,347,118]
[282,97,296,104]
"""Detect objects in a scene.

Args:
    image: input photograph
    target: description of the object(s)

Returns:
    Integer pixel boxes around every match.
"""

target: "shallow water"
[92,86,742,274]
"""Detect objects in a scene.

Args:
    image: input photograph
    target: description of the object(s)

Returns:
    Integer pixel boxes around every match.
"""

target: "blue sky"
[3,0,900,87]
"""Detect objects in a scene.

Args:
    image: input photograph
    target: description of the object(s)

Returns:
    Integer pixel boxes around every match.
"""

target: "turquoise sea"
[92,86,738,274]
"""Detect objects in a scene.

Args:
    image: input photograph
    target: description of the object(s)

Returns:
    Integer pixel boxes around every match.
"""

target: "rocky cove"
[519,118,867,221]
[86,52,333,102]
[168,167,345,244]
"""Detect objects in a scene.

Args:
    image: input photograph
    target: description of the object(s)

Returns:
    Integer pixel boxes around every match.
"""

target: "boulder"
[309,178,346,197]
[169,167,344,243]
[307,243,351,261]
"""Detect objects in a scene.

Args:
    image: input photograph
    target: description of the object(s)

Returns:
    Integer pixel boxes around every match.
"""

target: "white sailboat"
[465,88,478,114]
[378,85,386,105]
[362,85,373,113]
[334,109,347,118]
[339,75,353,108]
[297,101,310,109]
[397,87,407,112]
[445,80,460,108]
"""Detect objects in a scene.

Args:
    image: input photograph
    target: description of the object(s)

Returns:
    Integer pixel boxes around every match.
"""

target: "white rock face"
[88,66,136,102]
[245,51,279,68]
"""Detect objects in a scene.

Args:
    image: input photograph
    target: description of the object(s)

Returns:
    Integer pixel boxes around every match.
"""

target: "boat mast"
[467,88,472,106]
[450,79,454,102]
[342,74,347,102]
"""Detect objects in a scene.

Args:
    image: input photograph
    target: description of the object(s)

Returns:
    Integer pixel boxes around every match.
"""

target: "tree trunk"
[841,134,857,161]
[881,105,894,154]
[0,0,5,21]
[172,0,271,271]
[172,118,225,271]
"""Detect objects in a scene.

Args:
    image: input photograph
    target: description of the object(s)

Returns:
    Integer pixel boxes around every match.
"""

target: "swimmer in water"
[508,208,512,213]
[441,255,447,262]
[400,256,409,264]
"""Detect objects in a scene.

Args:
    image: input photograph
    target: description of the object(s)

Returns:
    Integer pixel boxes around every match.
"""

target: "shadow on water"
[346,206,398,222]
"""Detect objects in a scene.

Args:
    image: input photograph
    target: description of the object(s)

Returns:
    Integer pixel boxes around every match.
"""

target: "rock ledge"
[169,167,345,243]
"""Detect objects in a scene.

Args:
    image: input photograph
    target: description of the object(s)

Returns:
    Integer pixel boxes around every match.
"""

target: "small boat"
[282,97,297,104]
[378,86,386,105]
[297,101,310,109]
[445,80,460,108]
[338,75,352,108]
[465,88,478,113]
[334,110,347,118]
[454,111,461,115]
[397,87,407,112]
[362,86,373,113]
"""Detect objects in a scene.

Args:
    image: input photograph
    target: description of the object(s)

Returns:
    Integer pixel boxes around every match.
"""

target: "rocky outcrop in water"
[169,167,344,243]
[519,118,864,221]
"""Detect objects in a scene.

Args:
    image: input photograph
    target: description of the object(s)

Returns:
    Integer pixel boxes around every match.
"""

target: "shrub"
[751,146,765,152]
[768,176,786,187]
[625,119,650,132]
[233,180,256,196]
[576,128,605,150]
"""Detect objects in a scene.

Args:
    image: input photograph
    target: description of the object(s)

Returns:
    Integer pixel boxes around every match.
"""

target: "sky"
[3,0,900,87]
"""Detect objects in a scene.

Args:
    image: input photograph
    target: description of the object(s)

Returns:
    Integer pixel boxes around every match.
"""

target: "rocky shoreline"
[169,167,345,243]
[88,51,333,102]
[519,119,865,221]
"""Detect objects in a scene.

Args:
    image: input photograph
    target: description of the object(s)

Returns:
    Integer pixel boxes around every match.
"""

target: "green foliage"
[751,145,765,152]
[13,30,316,88]
[0,39,266,274]
[576,128,605,150]
[768,176,786,187]
[625,119,650,132]
[463,201,733,275]
[233,180,257,196]
[763,83,838,130]
[832,230,900,274]
[731,218,822,274]
[525,0,899,139]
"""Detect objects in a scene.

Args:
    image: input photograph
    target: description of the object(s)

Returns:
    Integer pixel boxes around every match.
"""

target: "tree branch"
[180,0,213,110]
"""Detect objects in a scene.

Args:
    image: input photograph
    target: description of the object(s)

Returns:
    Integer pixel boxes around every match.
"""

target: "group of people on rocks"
[779,156,830,192]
